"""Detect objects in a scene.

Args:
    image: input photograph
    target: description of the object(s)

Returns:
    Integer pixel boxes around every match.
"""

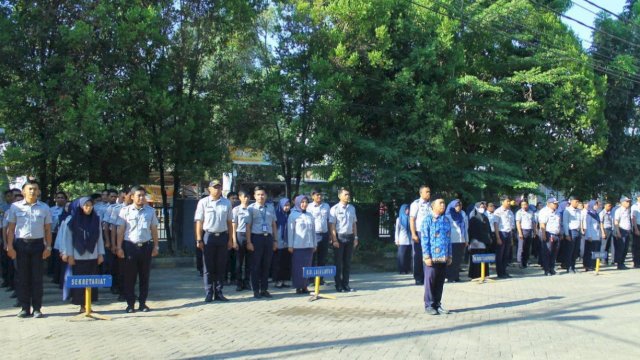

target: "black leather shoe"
[253,292,262,299]
[214,293,229,302]
[33,310,43,318]
[138,304,151,312]
[204,292,213,303]
[335,286,343,293]
[343,286,355,292]
[17,310,30,318]
[125,306,135,313]
[260,291,272,298]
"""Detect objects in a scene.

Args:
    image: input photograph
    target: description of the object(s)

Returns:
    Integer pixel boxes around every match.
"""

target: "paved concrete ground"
[1,262,639,360]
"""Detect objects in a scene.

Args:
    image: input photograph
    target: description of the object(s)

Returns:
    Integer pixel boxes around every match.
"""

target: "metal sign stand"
[66,275,113,321]
[303,266,337,302]
[592,252,609,276]
[471,254,496,284]
[309,276,336,302]
[73,287,110,321]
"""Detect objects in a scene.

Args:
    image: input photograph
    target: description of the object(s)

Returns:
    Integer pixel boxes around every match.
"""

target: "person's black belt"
[125,240,151,247]
[18,238,43,243]
[206,231,228,236]
[252,233,270,237]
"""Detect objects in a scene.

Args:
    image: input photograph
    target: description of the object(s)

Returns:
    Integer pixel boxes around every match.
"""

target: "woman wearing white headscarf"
[288,195,317,294]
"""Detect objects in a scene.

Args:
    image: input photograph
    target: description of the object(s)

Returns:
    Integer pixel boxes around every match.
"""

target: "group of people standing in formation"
[394,186,640,315]
[2,179,638,319]
[0,179,360,317]
[193,181,358,301]
[0,181,160,318]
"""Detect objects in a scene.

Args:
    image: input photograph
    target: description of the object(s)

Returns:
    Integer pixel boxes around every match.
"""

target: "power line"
[581,0,630,22]
[574,0,640,35]
[404,0,640,88]
[528,0,640,51]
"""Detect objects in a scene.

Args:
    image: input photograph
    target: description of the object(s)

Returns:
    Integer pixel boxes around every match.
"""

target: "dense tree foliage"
[1,1,639,247]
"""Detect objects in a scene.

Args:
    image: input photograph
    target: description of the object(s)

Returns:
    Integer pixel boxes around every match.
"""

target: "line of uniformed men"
[193,182,359,302]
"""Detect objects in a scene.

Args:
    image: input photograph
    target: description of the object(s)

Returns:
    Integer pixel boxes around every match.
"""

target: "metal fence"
[153,206,170,242]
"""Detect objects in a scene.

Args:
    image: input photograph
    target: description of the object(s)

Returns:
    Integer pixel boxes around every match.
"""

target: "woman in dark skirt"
[62,197,105,313]
[468,202,492,279]
[445,199,468,282]
[273,198,292,288]
[394,204,412,274]
[288,195,317,294]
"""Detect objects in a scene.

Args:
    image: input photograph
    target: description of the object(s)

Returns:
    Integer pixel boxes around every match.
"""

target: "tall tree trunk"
[171,170,181,254]
[155,143,173,253]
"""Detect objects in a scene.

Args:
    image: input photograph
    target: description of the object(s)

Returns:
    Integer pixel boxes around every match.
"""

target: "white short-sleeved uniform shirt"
[7,200,52,239]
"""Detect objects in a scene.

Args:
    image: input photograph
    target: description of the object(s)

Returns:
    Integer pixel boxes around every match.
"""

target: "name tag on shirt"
[262,224,268,233]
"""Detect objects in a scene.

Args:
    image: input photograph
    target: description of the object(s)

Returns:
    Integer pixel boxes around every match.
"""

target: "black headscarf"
[468,202,491,246]
[68,197,100,254]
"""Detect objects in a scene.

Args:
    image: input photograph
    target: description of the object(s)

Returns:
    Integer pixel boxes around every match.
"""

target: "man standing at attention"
[6,180,53,318]
[409,185,431,285]
[116,186,160,313]
[246,186,278,299]
[308,189,330,285]
[329,188,358,293]
[194,180,233,303]
[493,196,515,278]
[421,197,452,316]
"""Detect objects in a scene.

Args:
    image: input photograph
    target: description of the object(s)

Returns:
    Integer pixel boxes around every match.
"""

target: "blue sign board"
[303,266,336,278]
[472,254,496,264]
[591,251,607,260]
[65,275,113,289]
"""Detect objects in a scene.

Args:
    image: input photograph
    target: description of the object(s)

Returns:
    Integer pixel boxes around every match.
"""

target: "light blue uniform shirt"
[61,217,106,259]
[50,205,65,233]
[108,204,125,225]
[516,209,535,230]
[117,205,159,243]
[329,203,357,236]
[631,203,640,226]
[232,205,251,234]
[93,202,108,221]
[409,198,431,233]
[287,211,317,249]
[538,207,561,235]
[563,206,583,236]
[0,203,11,238]
[447,213,469,244]
[583,214,601,241]
[493,207,515,232]
[614,206,632,231]
[7,200,52,239]
[248,202,277,235]
[194,196,232,233]
[599,210,613,229]
[308,202,330,234]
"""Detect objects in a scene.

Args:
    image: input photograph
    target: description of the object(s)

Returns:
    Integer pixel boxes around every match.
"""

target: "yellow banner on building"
[230,147,270,165]
[143,185,174,206]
